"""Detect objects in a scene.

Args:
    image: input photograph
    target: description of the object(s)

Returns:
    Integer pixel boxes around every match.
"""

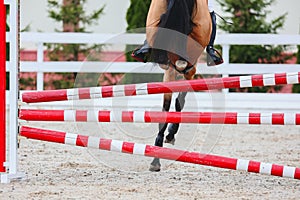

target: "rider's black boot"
[207,11,223,66]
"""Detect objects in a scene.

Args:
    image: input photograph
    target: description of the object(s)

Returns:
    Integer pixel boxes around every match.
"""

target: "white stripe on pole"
[259,163,272,175]
[65,133,78,145]
[287,72,299,84]
[110,140,123,152]
[64,110,76,121]
[136,83,148,95]
[90,87,102,99]
[283,166,296,178]
[237,113,249,124]
[236,159,249,171]
[133,143,146,155]
[239,76,252,88]
[263,74,275,86]
[87,136,100,149]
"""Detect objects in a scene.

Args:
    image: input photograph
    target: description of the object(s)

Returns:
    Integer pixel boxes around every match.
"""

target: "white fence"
[7,32,300,111]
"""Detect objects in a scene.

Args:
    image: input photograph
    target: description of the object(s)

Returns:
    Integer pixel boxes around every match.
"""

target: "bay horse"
[131,0,212,171]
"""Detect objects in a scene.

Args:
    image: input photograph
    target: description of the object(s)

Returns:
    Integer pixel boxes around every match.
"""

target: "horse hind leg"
[149,93,172,172]
[165,91,187,145]
[164,66,195,145]
[165,67,196,145]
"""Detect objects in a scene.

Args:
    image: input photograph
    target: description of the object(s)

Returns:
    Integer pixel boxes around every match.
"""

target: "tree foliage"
[47,0,105,62]
[126,0,151,32]
[125,0,151,62]
[217,0,289,92]
[292,46,300,93]
[123,0,163,84]
[46,0,106,89]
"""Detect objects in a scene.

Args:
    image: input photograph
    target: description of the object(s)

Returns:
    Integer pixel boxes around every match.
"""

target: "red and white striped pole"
[19,109,300,125]
[19,126,300,180]
[0,0,6,172]
[21,72,300,103]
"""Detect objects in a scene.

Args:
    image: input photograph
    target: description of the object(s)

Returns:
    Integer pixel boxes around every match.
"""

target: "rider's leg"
[206,11,224,66]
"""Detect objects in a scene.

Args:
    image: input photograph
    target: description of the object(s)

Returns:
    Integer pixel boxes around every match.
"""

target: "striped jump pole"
[20,126,300,180]
[21,72,300,103]
[19,109,300,125]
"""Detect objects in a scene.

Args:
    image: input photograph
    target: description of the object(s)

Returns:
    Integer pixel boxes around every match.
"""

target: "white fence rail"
[6,32,300,111]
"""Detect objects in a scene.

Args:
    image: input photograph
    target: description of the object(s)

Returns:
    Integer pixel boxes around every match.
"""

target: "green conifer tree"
[292,46,300,93]
[217,0,289,92]
[124,0,163,84]
[46,0,105,89]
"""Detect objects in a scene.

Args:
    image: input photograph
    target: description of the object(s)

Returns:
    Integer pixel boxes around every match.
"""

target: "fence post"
[37,42,44,91]
[222,44,230,93]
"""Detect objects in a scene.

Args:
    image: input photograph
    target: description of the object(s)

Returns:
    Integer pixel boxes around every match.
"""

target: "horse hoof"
[164,138,175,145]
[149,164,161,172]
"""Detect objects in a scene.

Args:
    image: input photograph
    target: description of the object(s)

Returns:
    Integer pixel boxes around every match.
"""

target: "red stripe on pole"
[76,135,88,147]
[78,88,91,100]
[180,112,198,123]
[76,110,87,122]
[122,142,134,154]
[144,145,182,160]
[21,90,68,103]
[122,111,133,122]
[124,84,136,96]
[295,168,300,179]
[19,109,65,121]
[20,126,66,144]
[224,113,238,124]
[99,138,112,150]
[249,113,260,124]
[147,82,173,94]
[0,0,6,172]
[251,74,264,87]
[271,164,284,177]
[275,73,287,85]
[199,113,212,124]
[202,78,222,90]
[144,111,168,123]
[296,114,300,125]
[272,113,284,125]
[101,86,113,98]
[167,112,182,123]
[223,76,240,89]
[98,110,110,122]
[248,161,261,173]
[197,154,237,170]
